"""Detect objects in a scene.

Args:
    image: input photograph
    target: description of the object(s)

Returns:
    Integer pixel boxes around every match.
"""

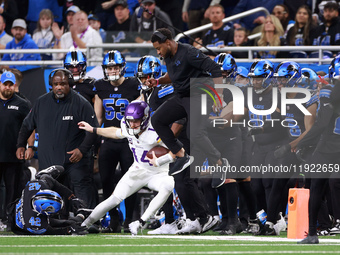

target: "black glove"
[274,144,291,159]
[67,223,88,235]
[248,127,263,136]
[70,197,87,214]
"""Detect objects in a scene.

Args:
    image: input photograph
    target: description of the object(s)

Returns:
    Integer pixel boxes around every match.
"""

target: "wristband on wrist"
[156,79,159,86]
[93,127,97,134]
[155,153,175,167]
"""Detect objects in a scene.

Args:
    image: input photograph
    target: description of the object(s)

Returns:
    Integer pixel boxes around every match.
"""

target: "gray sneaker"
[169,154,194,176]
[298,235,319,244]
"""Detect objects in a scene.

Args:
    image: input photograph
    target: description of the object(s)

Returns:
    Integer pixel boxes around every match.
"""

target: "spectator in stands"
[107,0,131,43]
[32,9,56,60]
[51,5,80,45]
[94,0,116,30]
[227,27,250,58]
[54,11,103,60]
[130,0,175,44]
[25,0,63,35]
[156,0,183,33]
[204,0,239,19]
[0,0,18,35]
[272,4,294,38]
[286,5,314,46]
[0,15,13,51]
[182,0,211,40]
[88,14,106,42]
[310,1,340,47]
[62,5,80,33]
[255,15,287,59]
[231,0,282,33]
[2,19,41,72]
[194,4,234,50]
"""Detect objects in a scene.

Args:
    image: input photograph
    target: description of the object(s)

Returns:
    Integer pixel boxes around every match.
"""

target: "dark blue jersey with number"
[15,180,50,234]
[94,77,140,128]
[284,92,319,142]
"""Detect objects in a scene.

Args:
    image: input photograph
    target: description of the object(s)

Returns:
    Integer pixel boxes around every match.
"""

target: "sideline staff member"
[0,71,32,222]
[16,69,98,208]
[147,28,227,188]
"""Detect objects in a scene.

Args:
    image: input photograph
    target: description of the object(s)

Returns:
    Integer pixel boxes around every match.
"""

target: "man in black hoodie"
[310,1,340,47]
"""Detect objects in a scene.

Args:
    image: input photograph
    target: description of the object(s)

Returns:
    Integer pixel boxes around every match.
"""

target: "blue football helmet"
[102,50,126,81]
[124,100,151,136]
[237,66,249,78]
[135,55,162,90]
[248,60,274,94]
[274,61,302,87]
[299,68,318,90]
[31,190,64,215]
[214,53,237,81]
[329,54,340,83]
[64,49,87,82]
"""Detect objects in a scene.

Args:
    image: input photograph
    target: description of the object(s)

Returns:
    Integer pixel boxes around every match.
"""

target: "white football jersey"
[120,119,169,171]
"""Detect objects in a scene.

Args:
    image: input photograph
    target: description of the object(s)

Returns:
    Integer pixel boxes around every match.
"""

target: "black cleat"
[255,223,276,236]
[211,158,228,188]
[169,154,194,176]
[200,215,218,233]
[298,234,319,244]
[35,165,64,179]
[213,220,228,232]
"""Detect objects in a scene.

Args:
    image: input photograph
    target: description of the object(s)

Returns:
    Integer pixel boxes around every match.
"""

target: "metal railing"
[199,46,340,65]
[174,7,270,41]
[1,44,339,67]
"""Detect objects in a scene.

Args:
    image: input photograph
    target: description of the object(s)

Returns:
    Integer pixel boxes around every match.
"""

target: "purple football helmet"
[124,100,151,135]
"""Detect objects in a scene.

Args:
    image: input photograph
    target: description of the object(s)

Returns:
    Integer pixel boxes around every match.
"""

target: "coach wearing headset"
[16,69,99,209]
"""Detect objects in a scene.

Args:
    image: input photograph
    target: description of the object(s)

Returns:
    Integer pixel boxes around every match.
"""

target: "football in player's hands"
[146,145,170,159]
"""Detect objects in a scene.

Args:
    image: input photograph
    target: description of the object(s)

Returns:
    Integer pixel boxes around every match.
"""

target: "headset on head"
[153,31,167,43]
[49,68,75,86]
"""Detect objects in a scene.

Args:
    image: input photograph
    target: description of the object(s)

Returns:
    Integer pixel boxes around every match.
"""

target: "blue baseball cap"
[237,66,249,78]
[65,5,80,14]
[88,14,99,21]
[1,71,16,84]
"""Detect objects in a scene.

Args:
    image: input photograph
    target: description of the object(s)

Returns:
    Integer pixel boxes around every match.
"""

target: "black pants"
[61,155,98,209]
[266,151,300,223]
[0,162,24,220]
[174,167,209,220]
[307,150,340,235]
[151,95,221,164]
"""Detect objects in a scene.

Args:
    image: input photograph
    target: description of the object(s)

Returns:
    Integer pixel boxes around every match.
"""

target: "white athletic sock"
[81,195,121,227]
[141,188,172,222]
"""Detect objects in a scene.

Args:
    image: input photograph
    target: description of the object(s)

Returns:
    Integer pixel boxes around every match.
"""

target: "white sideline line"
[2,244,340,248]
[106,235,340,243]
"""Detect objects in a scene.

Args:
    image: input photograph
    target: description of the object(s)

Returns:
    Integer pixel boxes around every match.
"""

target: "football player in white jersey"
[78,100,176,235]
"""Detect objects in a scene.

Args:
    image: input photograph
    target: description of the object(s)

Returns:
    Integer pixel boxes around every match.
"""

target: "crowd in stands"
[1,0,340,243]
[0,0,338,63]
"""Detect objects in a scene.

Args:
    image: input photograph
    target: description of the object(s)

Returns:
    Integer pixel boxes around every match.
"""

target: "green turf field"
[1,230,340,254]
